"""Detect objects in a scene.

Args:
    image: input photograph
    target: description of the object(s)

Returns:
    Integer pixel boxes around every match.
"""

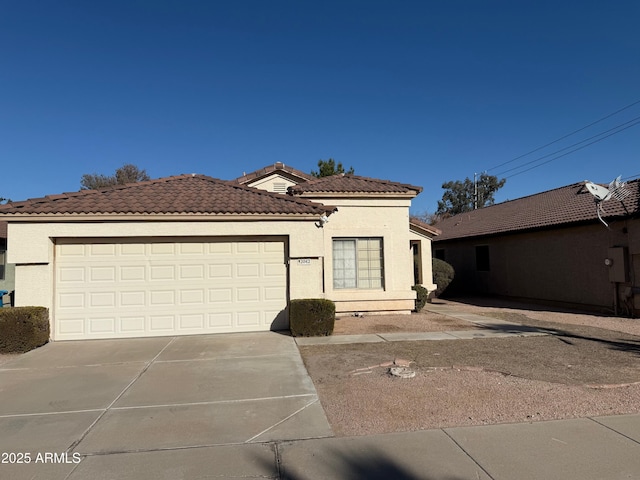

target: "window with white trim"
[333,238,384,289]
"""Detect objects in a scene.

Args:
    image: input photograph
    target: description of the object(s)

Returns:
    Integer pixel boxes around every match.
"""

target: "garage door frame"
[53,235,290,340]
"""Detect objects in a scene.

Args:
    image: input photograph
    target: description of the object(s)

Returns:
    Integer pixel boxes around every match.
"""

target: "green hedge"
[433,258,455,298]
[412,285,429,312]
[289,299,335,337]
[0,307,50,353]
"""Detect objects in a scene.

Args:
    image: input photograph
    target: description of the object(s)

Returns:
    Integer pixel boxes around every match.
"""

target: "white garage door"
[54,238,288,340]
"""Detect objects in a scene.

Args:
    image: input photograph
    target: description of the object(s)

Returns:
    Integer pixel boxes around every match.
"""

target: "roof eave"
[433,215,636,243]
[295,192,419,199]
[0,212,331,222]
[410,221,441,237]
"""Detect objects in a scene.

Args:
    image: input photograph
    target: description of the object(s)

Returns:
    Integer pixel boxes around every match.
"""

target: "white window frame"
[333,237,384,289]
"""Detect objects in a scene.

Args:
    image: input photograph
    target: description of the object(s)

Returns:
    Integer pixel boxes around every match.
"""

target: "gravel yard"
[299,297,640,436]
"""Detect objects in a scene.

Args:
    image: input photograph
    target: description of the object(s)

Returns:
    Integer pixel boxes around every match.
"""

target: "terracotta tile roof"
[289,174,423,195]
[234,162,314,184]
[0,174,333,217]
[410,218,441,237]
[434,179,640,242]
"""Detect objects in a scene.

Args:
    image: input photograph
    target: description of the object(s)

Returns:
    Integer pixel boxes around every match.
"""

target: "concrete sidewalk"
[296,303,550,346]
[275,414,640,479]
[31,413,640,479]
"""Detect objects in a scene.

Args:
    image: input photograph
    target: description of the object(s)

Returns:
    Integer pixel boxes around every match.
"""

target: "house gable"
[234,162,314,193]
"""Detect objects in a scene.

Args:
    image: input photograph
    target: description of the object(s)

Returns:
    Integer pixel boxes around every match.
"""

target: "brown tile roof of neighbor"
[234,162,315,184]
[0,174,334,217]
[289,174,423,195]
[434,179,640,242]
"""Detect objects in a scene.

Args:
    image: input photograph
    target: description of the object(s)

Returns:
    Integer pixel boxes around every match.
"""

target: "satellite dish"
[584,176,630,228]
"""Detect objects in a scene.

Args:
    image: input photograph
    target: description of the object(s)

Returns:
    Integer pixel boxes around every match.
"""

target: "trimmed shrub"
[412,285,429,312]
[0,307,50,353]
[290,299,335,337]
[433,258,455,298]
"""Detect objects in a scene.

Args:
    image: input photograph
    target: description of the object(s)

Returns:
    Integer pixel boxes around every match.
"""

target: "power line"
[485,98,640,173]
[493,115,640,177]
[503,118,640,179]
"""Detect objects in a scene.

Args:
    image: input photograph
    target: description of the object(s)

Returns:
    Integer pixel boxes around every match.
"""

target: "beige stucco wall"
[7,220,327,313]
[307,197,417,315]
[7,193,432,320]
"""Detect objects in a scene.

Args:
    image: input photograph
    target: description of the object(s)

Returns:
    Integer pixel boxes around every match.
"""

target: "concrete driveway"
[0,332,332,479]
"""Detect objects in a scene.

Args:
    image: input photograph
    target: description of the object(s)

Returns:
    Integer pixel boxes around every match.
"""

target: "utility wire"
[503,118,640,179]
[486,98,640,173]
[493,115,640,177]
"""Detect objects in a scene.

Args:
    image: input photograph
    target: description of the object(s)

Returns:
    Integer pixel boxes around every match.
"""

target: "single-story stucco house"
[0,164,438,340]
[432,179,640,315]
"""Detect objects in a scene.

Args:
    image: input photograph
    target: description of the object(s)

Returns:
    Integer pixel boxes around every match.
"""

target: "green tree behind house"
[311,158,355,178]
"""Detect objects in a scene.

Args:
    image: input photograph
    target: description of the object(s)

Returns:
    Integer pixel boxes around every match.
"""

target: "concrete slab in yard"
[446,418,640,480]
[76,396,332,453]
[1,337,172,369]
[114,355,317,407]
[593,413,640,443]
[68,444,278,480]
[157,331,299,361]
[0,365,144,415]
[279,430,491,480]
[450,312,518,325]
[378,331,459,341]
[295,334,384,345]
[446,330,516,339]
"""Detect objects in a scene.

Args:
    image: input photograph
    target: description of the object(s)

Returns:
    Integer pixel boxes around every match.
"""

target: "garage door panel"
[180,264,205,279]
[90,266,116,282]
[90,244,116,256]
[150,243,175,255]
[150,315,175,331]
[55,238,287,340]
[150,265,176,280]
[121,291,146,307]
[59,267,85,283]
[88,317,116,334]
[121,265,146,281]
[208,312,233,328]
[120,316,145,333]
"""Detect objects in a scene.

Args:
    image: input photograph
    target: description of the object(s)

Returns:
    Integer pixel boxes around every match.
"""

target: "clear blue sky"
[2,1,638,214]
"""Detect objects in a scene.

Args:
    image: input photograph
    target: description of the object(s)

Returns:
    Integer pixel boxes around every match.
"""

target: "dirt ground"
[299,297,640,436]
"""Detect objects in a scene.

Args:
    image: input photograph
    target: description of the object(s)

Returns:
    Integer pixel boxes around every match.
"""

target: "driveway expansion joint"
[66,336,178,453]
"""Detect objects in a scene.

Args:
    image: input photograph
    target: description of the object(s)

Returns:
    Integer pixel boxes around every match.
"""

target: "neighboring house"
[432,179,640,315]
[0,168,437,340]
[0,222,15,305]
